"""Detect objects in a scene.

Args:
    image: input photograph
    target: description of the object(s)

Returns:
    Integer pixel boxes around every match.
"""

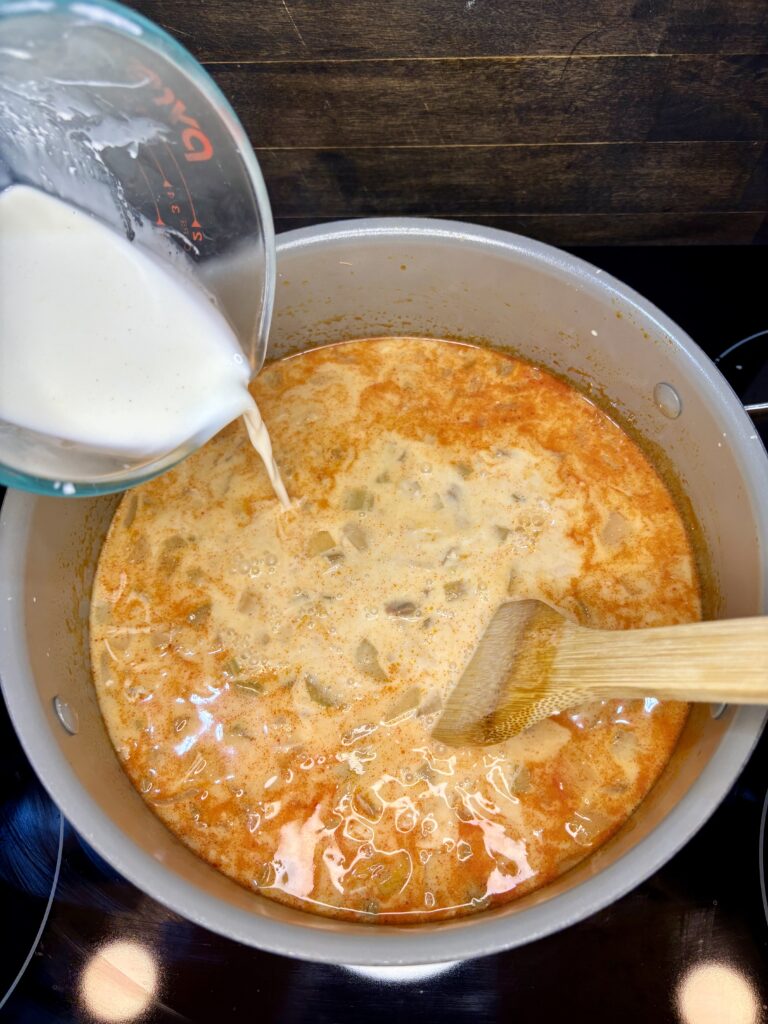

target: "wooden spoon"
[432,599,768,748]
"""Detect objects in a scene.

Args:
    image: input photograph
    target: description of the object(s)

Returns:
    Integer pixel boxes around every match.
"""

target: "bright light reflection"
[80,939,158,1022]
[343,960,461,984]
[69,3,143,36]
[676,961,759,1024]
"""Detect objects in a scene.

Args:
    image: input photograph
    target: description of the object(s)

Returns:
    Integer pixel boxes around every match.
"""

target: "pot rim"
[1,217,767,965]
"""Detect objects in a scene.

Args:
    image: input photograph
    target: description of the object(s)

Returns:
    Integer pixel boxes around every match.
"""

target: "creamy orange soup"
[90,337,700,923]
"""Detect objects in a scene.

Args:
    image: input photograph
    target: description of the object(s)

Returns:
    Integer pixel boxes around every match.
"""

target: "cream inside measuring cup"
[0,185,288,504]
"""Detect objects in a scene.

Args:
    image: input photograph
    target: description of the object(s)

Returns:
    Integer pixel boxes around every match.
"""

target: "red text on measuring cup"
[135,64,214,163]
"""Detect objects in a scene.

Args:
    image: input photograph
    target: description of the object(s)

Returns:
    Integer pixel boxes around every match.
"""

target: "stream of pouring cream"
[0,184,289,506]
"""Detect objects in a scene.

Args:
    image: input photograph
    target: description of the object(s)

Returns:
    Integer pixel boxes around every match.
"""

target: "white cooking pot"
[1,219,766,964]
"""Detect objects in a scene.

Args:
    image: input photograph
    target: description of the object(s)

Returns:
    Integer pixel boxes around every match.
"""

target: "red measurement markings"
[163,142,203,243]
[146,148,171,190]
[130,61,210,244]
[144,147,189,238]
[137,158,165,227]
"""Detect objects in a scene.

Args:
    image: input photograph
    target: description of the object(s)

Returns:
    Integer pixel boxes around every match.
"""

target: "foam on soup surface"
[90,338,699,922]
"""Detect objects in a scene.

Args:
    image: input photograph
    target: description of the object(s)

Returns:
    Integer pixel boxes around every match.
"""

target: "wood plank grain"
[130,0,768,62]
[272,211,766,245]
[257,141,766,218]
[209,55,768,147]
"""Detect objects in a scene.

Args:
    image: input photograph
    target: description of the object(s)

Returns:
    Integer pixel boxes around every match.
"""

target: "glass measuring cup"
[0,0,275,496]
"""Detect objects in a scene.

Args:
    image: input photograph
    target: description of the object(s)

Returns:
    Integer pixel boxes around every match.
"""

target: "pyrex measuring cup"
[0,0,275,495]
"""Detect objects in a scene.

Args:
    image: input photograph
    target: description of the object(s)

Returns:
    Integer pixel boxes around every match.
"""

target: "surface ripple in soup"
[91,337,700,923]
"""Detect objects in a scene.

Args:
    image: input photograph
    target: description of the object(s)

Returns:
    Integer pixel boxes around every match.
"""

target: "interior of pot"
[2,219,766,962]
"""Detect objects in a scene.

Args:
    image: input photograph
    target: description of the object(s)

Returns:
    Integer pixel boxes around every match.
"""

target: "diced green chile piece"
[342,487,374,511]
[187,601,211,627]
[383,686,421,723]
[355,639,388,681]
[444,579,467,601]
[342,522,369,551]
[305,676,341,707]
[384,600,420,619]
[353,787,383,820]
[159,534,187,573]
[234,680,264,696]
[323,549,345,569]
[307,531,336,556]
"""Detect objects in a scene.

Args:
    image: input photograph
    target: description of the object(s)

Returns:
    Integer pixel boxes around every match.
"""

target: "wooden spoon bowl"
[433,599,768,747]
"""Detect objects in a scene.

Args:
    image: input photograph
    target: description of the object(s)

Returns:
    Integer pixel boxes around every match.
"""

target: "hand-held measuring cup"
[0,0,275,496]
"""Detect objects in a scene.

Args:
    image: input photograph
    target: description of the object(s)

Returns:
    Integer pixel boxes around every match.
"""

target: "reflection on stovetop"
[0,245,766,1023]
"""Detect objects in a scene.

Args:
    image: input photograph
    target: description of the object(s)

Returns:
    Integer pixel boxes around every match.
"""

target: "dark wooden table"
[132,1,767,243]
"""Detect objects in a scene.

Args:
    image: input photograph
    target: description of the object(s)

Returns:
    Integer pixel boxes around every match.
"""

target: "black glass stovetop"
[1,245,767,1024]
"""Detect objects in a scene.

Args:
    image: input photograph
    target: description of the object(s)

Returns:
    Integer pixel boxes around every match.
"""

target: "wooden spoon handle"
[556,615,768,704]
